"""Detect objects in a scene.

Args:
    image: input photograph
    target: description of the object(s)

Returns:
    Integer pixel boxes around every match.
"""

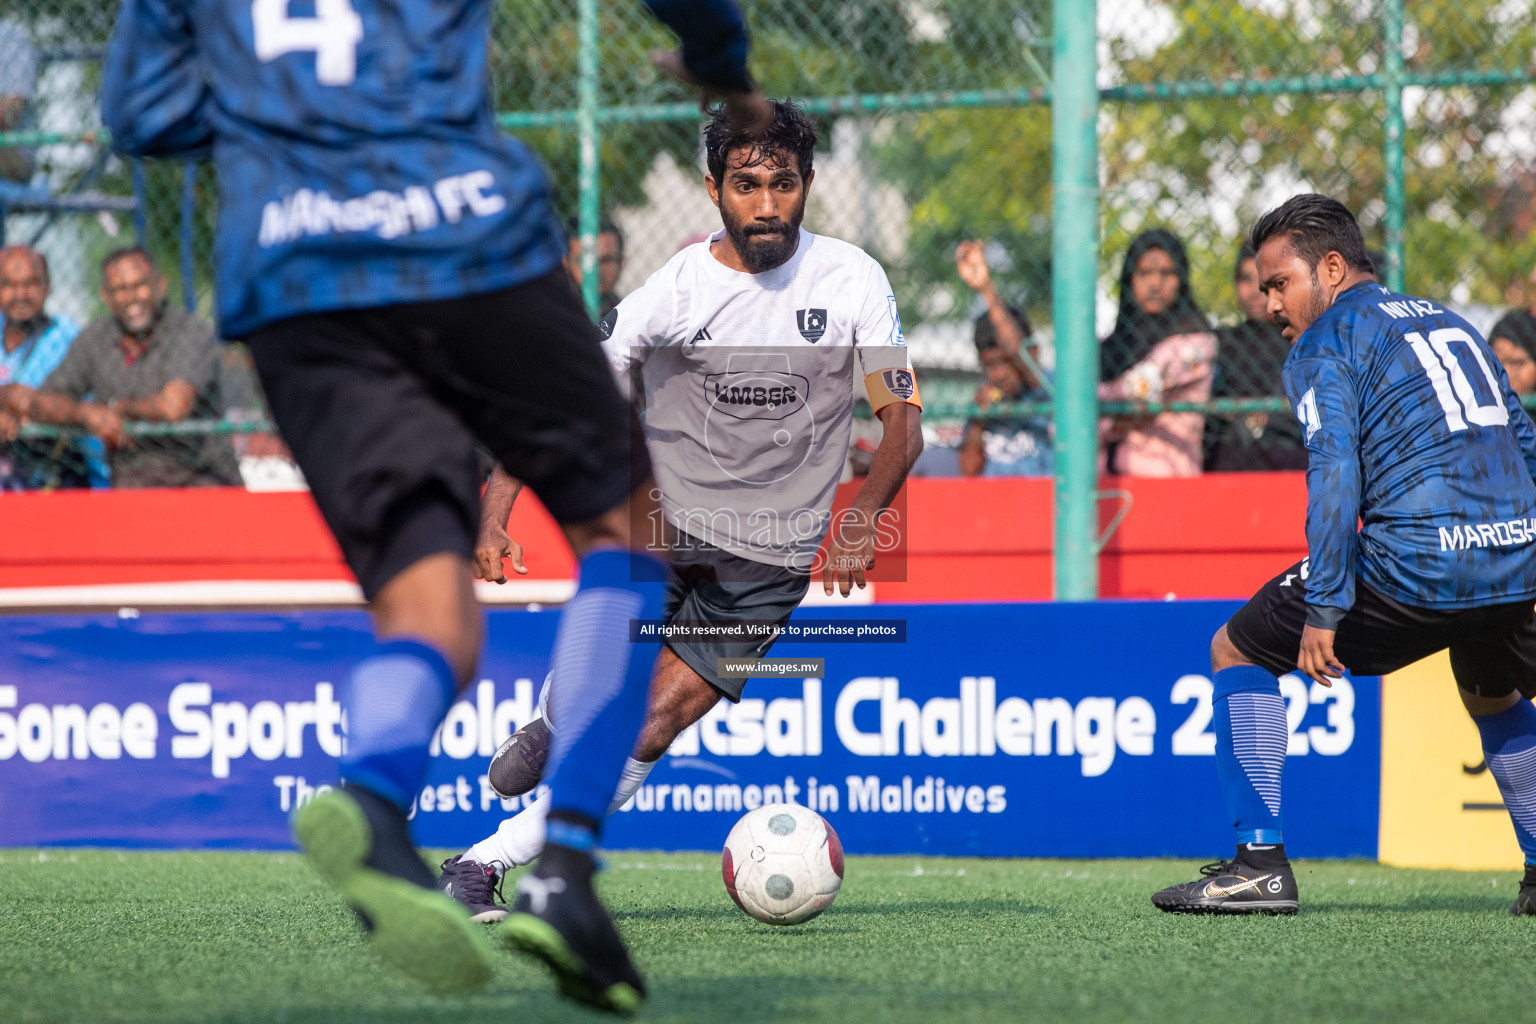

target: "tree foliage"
[16,0,1536,327]
[873,0,1536,327]
[1099,0,1536,314]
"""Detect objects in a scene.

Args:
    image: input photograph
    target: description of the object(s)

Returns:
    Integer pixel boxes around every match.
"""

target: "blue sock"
[338,639,458,812]
[1472,700,1536,866]
[1212,665,1287,846]
[542,549,667,839]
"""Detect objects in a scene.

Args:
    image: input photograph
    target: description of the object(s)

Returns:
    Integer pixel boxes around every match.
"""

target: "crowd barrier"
[0,474,1309,601]
[1,601,1392,859]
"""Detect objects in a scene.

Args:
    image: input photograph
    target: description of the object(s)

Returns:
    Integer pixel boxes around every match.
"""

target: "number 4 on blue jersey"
[101,0,753,338]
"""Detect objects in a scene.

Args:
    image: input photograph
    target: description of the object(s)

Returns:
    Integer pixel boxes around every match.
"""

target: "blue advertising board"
[0,602,1379,858]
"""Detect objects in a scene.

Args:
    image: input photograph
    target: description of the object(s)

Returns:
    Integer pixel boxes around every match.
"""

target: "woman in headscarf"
[1097,228,1216,477]
[1489,308,1536,396]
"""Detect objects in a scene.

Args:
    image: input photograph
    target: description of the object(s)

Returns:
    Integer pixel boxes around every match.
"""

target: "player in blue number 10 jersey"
[1152,194,1536,916]
[102,0,769,1010]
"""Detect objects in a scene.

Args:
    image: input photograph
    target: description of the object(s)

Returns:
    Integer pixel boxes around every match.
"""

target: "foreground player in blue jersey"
[1153,194,1536,916]
[102,0,768,1009]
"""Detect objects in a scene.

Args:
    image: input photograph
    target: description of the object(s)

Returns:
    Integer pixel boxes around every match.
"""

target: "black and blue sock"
[337,638,458,812]
[1472,699,1536,868]
[541,549,668,848]
[1212,665,1288,857]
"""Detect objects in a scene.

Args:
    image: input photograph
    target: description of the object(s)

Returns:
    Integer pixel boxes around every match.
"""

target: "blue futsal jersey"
[1283,281,1536,628]
[101,0,749,337]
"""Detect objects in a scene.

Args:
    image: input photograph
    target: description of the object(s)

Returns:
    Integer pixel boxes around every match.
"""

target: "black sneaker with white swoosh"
[1152,852,1299,915]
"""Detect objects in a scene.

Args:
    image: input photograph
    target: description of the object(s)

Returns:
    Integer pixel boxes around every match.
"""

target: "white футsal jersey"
[602,228,920,570]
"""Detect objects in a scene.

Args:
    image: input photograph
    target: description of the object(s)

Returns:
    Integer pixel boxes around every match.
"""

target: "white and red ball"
[721,804,844,925]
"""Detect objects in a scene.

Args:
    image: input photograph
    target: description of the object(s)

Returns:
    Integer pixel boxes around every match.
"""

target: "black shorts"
[664,533,811,702]
[1226,559,1536,698]
[245,270,646,599]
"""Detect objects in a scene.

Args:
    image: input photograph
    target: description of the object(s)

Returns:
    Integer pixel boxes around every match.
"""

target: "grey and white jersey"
[602,228,919,570]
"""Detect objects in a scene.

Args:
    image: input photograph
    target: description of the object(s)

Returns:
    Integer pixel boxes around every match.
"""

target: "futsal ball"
[721,804,844,925]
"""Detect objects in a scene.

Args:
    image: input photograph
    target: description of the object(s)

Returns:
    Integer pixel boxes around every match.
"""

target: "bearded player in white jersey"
[434,100,924,917]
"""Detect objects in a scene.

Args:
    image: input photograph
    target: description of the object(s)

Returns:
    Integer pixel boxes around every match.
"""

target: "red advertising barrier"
[0,475,1306,601]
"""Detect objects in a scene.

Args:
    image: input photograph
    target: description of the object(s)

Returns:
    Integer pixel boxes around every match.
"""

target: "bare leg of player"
[459,647,720,870]
[371,554,484,681]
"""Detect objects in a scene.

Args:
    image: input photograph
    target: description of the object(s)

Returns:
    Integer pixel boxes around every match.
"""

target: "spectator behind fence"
[953,240,1052,476]
[1489,309,1536,396]
[12,246,240,487]
[1097,229,1216,477]
[0,17,37,185]
[0,245,91,488]
[1204,240,1308,471]
[563,217,625,319]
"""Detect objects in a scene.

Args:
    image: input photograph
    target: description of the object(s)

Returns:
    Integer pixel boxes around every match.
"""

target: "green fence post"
[1051,0,1099,600]
[577,0,601,318]
[1383,0,1405,293]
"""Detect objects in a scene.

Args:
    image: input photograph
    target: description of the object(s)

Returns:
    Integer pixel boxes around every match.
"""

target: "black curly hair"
[703,99,817,183]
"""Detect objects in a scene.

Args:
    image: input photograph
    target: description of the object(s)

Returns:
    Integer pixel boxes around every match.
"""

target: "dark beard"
[1295,268,1332,334]
[1274,270,1333,337]
[721,197,805,273]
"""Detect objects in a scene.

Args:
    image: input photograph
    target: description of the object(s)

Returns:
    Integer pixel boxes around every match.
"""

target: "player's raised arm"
[101,0,213,160]
[1284,347,1361,668]
[643,0,750,92]
[643,0,771,133]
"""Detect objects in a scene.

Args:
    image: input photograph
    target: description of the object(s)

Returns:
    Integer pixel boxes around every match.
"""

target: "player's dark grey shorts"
[664,532,810,702]
[244,269,647,599]
[1227,558,1536,698]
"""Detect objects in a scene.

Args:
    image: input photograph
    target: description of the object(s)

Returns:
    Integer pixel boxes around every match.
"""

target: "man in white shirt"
[439,101,923,914]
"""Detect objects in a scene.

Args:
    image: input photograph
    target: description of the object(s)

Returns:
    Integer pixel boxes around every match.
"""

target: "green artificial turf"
[0,850,1529,1024]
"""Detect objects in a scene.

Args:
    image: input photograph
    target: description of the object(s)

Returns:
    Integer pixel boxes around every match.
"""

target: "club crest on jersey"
[880,368,916,400]
[796,308,828,343]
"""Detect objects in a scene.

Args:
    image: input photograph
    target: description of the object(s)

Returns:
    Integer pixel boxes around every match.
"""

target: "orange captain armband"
[864,366,923,414]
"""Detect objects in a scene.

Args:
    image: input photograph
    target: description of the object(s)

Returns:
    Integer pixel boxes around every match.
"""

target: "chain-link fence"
[0,1,1533,501]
